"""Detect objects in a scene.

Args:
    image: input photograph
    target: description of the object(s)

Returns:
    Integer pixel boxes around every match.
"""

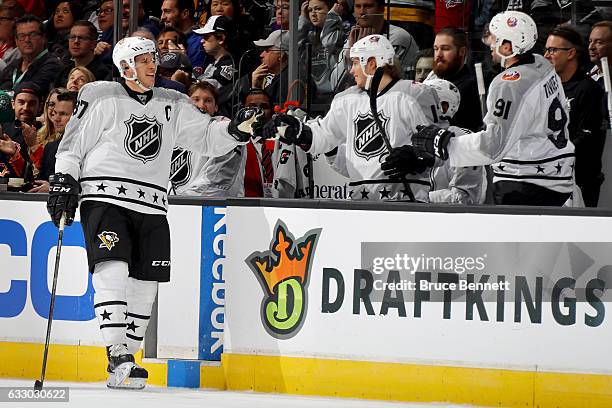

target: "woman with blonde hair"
[37,87,69,147]
[66,66,96,92]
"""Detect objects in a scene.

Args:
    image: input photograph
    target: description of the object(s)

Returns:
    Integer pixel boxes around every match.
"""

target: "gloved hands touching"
[412,124,454,160]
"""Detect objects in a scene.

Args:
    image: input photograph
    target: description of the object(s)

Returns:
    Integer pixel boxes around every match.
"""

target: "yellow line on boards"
[0,342,166,386]
[3,342,612,408]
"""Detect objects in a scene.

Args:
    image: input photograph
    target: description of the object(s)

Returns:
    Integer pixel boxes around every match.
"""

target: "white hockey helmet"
[112,36,159,90]
[424,78,461,120]
[488,11,537,66]
[350,34,395,89]
[350,34,395,71]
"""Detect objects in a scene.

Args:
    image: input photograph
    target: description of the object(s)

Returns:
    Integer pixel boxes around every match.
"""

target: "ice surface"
[0,379,480,408]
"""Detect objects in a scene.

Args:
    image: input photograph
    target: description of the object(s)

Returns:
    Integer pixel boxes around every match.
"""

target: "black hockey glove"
[381,146,435,178]
[47,173,81,228]
[412,125,454,160]
[261,114,313,151]
[228,107,265,142]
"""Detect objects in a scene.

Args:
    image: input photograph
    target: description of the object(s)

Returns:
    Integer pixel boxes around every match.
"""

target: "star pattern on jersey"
[91,181,170,207]
[555,162,563,174]
[535,165,545,173]
[401,188,412,198]
[100,310,112,321]
[124,311,129,320]
[497,164,505,172]
[126,320,139,333]
[379,187,390,199]
[360,189,369,199]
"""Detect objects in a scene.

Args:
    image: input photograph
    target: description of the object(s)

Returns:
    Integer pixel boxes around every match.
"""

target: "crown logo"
[246,220,321,339]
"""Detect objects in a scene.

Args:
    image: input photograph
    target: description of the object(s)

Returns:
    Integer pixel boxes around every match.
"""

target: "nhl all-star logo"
[124,114,163,163]
[353,111,390,160]
[170,147,192,187]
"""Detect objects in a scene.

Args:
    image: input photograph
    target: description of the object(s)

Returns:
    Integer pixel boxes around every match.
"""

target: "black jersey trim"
[493,173,573,181]
[82,194,168,212]
[100,323,127,329]
[80,176,167,193]
[126,333,144,341]
[349,178,431,187]
[127,312,150,320]
[94,301,128,308]
[499,153,575,165]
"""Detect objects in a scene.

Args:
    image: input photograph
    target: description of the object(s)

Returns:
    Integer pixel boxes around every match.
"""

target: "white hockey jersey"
[169,144,246,197]
[429,126,487,204]
[447,54,575,194]
[307,79,432,202]
[55,81,244,214]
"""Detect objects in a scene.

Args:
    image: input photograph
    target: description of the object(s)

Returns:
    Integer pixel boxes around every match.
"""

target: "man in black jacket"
[0,15,63,100]
[429,27,482,132]
[54,21,112,88]
[545,25,605,207]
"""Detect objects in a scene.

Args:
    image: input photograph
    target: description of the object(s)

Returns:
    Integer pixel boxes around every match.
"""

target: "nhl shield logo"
[170,147,192,188]
[353,111,389,160]
[124,114,163,163]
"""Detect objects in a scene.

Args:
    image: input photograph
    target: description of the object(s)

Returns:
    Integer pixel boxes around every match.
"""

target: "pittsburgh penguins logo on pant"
[124,114,163,163]
[353,111,390,161]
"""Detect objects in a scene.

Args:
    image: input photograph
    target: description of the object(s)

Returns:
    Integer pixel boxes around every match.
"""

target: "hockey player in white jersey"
[263,34,433,202]
[405,11,575,206]
[45,37,263,389]
[422,79,487,204]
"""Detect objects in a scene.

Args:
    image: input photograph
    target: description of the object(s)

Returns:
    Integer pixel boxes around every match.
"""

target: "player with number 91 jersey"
[447,53,574,195]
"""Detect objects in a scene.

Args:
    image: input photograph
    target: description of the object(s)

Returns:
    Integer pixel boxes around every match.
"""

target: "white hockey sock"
[92,261,129,347]
[125,277,158,354]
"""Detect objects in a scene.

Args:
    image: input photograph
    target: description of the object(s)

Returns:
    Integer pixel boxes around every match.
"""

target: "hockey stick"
[474,62,495,204]
[474,63,487,116]
[34,212,67,390]
[601,57,612,130]
[369,67,416,202]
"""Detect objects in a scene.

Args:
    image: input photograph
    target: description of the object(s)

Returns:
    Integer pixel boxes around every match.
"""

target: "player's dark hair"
[189,81,219,103]
[437,27,468,50]
[71,20,98,40]
[14,14,44,36]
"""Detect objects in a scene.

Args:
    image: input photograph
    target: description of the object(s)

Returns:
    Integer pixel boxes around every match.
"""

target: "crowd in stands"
[0,0,611,207]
